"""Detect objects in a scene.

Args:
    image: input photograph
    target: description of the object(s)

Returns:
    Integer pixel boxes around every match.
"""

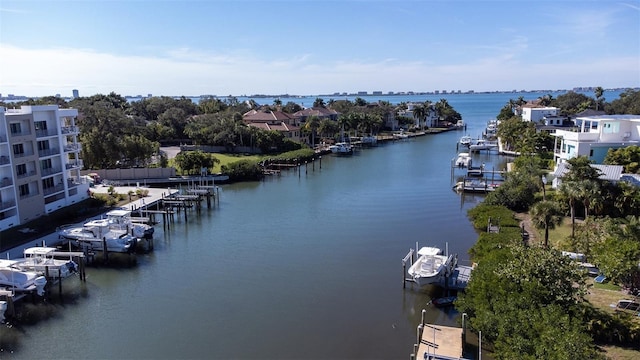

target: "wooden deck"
[417,324,464,359]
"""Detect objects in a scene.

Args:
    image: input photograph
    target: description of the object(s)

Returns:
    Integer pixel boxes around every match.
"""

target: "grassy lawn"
[168,153,262,174]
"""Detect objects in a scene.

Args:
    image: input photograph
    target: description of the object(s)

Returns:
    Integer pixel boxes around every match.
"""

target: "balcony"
[66,160,84,169]
[10,130,32,137]
[0,177,13,187]
[41,167,62,176]
[36,128,59,138]
[43,184,65,196]
[0,200,16,211]
[61,126,79,134]
[38,147,60,157]
[16,170,37,179]
[64,143,82,152]
[0,156,10,165]
[14,150,35,159]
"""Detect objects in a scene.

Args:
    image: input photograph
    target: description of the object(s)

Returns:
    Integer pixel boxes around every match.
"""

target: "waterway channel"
[3,119,509,359]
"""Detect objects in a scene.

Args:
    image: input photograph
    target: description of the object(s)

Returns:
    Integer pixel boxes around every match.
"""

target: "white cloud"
[0,43,637,97]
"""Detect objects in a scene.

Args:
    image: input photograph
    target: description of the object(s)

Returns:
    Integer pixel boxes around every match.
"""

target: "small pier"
[411,310,471,360]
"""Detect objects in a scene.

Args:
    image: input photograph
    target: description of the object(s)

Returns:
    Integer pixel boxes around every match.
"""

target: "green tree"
[594,86,605,111]
[302,115,320,148]
[173,150,220,175]
[530,200,562,247]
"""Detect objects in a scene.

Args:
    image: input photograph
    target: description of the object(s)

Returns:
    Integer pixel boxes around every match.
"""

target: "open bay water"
[1,90,625,359]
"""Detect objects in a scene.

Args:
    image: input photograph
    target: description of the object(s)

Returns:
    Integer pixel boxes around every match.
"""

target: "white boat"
[11,247,77,279]
[469,139,498,152]
[459,135,472,146]
[454,152,472,168]
[58,220,136,253]
[393,129,409,139]
[104,209,154,239]
[329,142,353,155]
[407,247,454,286]
[0,267,47,296]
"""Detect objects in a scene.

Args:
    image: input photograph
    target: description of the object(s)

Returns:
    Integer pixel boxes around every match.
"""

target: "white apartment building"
[0,105,89,231]
[521,106,559,122]
[552,115,640,164]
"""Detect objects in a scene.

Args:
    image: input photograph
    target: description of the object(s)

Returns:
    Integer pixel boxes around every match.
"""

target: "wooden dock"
[416,324,464,360]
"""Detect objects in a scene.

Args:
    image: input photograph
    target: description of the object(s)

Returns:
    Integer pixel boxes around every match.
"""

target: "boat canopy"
[418,247,442,256]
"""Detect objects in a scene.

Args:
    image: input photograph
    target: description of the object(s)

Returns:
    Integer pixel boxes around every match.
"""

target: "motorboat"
[329,142,353,155]
[407,247,455,286]
[11,247,77,279]
[104,209,154,239]
[393,129,409,139]
[58,221,136,253]
[0,267,47,296]
[459,135,472,147]
[454,152,472,168]
[469,139,498,152]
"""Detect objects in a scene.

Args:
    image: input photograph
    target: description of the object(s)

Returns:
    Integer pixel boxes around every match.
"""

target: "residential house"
[243,110,303,144]
[292,107,340,123]
[552,115,640,164]
[551,162,623,189]
[522,105,559,123]
[396,102,438,129]
[0,105,89,231]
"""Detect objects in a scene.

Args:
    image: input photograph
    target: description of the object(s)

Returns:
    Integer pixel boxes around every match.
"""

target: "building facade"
[552,115,640,164]
[0,105,89,231]
[522,106,559,122]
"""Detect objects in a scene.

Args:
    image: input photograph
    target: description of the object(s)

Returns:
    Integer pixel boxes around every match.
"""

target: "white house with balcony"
[397,102,438,129]
[552,115,640,165]
[0,105,89,231]
[522,106,559,123]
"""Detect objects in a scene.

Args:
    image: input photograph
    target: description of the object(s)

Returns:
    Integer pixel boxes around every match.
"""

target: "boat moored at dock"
[10,247,78,279]
[407,247,456,287]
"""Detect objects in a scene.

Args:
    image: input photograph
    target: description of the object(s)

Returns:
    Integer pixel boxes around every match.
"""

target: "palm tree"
[594,86,604,111]
[303,115,320,148]
[559,182,581,237]
[575,179,600,219]
[313,98,326,108]
[412,104,426,129]
[530,200,563,247]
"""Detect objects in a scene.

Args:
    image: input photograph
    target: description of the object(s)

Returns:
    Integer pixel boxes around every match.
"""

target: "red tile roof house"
[242,110,303,144]
[292,107,341,122]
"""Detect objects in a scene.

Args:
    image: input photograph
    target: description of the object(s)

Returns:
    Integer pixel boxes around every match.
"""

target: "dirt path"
[515,212,538,246]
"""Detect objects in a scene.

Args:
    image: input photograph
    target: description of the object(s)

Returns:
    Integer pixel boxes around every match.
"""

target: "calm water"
[0,91,621,359]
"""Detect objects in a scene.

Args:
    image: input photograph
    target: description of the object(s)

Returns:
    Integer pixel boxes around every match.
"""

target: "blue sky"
[1,0,639,97]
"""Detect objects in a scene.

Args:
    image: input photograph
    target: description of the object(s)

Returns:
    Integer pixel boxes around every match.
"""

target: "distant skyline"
[1,0,639,97]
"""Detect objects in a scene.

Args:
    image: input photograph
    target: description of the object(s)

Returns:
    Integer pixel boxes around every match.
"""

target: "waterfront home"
[551,162,623,189]
[551,115,640,164]
[243,110,303,144]
[397,102,438,129]
[521,105,559,122]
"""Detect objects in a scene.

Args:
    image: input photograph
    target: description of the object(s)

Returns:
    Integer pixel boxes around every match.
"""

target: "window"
[19,184,29,197]
[10,123,21,135]
[38,140,50,151]
[602,122,620,134]
[35,121,47,131]
[41,158,52,170]
[42,177,54,189]
[13,143,24,156]
[16,164,26,176]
